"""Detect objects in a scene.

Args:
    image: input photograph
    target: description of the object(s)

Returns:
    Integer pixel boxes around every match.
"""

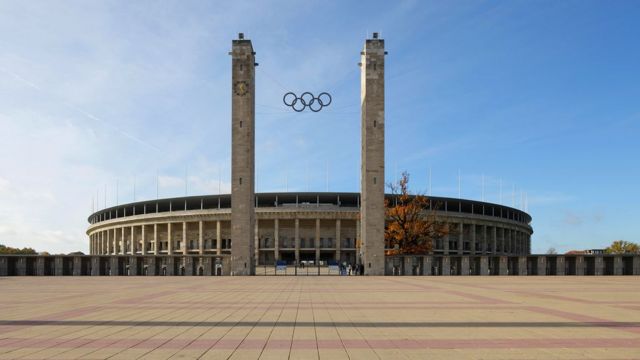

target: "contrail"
[0,66,163,154]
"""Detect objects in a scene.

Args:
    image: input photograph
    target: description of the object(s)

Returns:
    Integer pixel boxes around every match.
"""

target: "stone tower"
[360,33,386,275]
[230,33,256,275]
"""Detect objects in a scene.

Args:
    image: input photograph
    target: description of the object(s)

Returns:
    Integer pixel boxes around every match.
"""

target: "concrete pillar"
[106,229,111,254]
[128,256,138,276]
[202,257,212,276]
[73,257,82,276]
[113,228,117,254]
[355,219,361,265]
[36,257,45,276]
[91,257,100,276]
[441,256,450,276]
[254,219,259,265]
[499,256,508,275]
[198,221,204,255]
[230,33,256,276]
[153,224,158,255]
[457,223,464,255]
[130,226,135,254]
[576,256,585,276]
[335,219,341,262]
[556,256,565,276]
[460,256,470,276]
[403,256,413,275]
[537,256,546,276]
[518,256,527,276]
[121,227,126,255]
[0,257,7,276]
[216,220,222,255]
[184,256,194,276]
[110,257,119,276]
[360,33,386,276]
[480,256,489,276]
[147,257,156,276]
[274,218,279,261]
[469,223,476,255]
[166,256,175,276]
[54,257,64,276]
[182,222,187,254]
[167,222,173,255]
[613,256,623,275]
[16,257,26,276]
[141,225,146,255]
[294,218,300,264]
[423,256,433,276]
[315,218,320,263]
[594,256,604,276]
[443,229,450,255]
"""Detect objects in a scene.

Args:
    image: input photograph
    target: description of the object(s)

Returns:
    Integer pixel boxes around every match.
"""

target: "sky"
[0,0,638,254]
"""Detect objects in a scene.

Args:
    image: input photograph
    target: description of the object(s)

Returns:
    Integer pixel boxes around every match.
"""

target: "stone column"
[613,256,623,275]
[315,218,320,263]
[402,256,412,276]
[457,223,464,255]
[106,229,111,254]
[36,257,45,276]
[441,257,450,276]
[153,224,158,255]
[89,256,99,276]
[113,228,117,254]
[0,257,7,276]
[141,225,146,255]
[199,221,204,255]
[216,220,222,255]
[182,222,187,254]
[480,256,489,276]
[556,256,565,275]
[230,33,256,276]
[443,226,450,255]
[537,256,546,276]
[423,256,433,276]
[167,222,173,255]
[518,256,527,276]
[274,218,279,261]
[576,256,585,276]
[360,32,386,275]
[335,219,341,263]
[470,223,476,255]
[499,256,508,275]
[254,219,259,265]
[460,256,470,276]
[121,227,126,255]
[130,225,135,254]
[110,257,119,276]
[594,256,604,276]
[294,218,300,264]
[491,226,497,255]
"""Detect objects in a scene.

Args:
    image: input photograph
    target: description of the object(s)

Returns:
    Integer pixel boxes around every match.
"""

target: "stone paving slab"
[0,276,639,359]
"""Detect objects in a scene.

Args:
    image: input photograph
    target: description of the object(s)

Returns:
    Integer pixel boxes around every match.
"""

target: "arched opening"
[198,266,204,276]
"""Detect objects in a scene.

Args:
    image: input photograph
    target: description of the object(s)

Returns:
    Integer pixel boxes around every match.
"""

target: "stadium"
[86,192,533,266]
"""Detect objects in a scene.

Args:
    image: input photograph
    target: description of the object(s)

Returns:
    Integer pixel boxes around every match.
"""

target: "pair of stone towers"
[229,33,386,275]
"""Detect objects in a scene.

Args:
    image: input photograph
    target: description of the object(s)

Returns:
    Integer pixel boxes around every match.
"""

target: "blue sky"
[0,1,638,254]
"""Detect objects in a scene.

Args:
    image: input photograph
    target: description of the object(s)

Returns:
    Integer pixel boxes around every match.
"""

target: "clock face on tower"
[234,80,249,96]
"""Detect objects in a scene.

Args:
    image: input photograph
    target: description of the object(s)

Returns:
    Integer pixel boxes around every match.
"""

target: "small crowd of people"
[339,262,364,276]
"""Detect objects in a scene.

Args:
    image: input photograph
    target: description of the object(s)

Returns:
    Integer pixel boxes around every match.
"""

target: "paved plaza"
[0,277,639,359]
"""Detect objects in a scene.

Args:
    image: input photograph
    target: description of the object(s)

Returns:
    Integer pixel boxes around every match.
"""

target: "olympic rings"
[283,91,332,112]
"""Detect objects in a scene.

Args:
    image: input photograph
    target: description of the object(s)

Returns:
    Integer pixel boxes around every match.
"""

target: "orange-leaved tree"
[385,171,450,255]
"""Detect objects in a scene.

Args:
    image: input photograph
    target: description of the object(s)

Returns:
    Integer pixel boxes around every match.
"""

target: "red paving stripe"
[2,337,640,349]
